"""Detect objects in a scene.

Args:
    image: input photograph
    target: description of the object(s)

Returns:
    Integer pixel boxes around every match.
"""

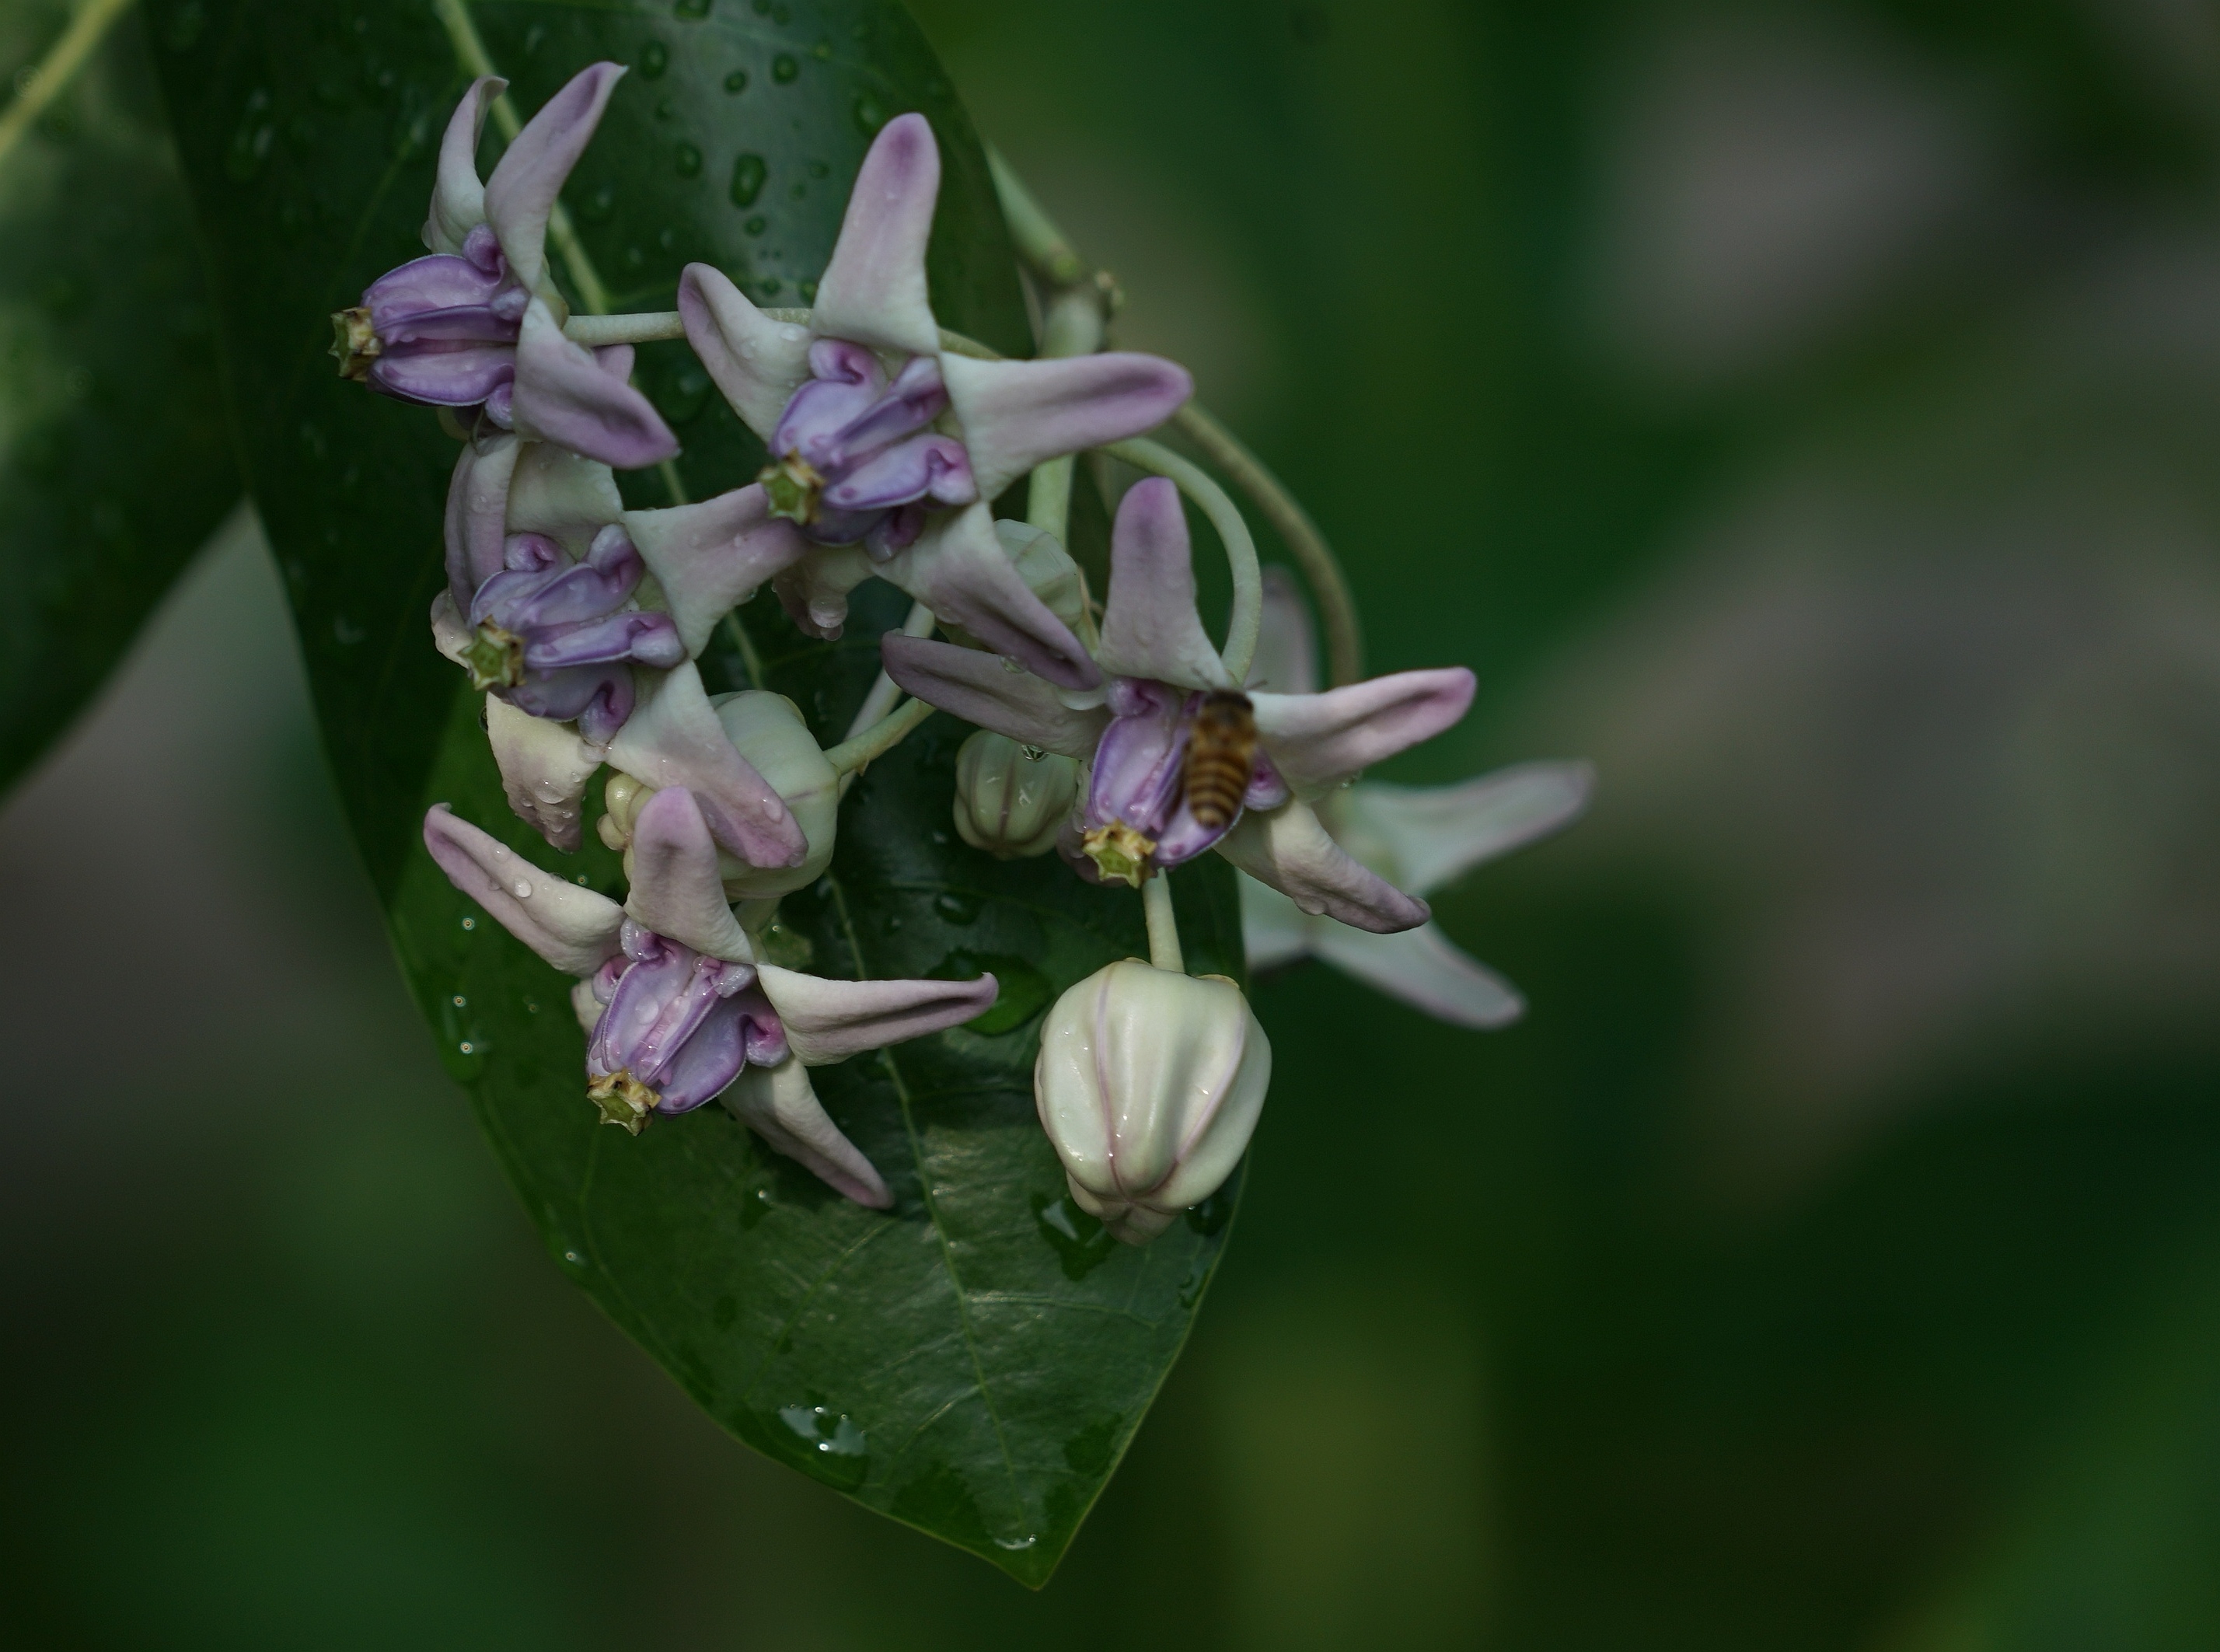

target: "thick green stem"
[564,311,686,346]
[1142,874,1185,975]
[824,696,934,778]
[1105,438,1262,686]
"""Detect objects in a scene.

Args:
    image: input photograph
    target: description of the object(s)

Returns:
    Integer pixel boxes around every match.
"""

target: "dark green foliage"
[0,4,241,789]
[149,0,1242,1580]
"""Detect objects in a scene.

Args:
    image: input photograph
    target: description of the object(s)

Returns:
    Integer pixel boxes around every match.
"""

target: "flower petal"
[510,299,679,469]
[1095,476,1234,690]
[429,590,471,665]
[1214,800,1429,933]
[422,803,623,973]
[941,351,1192,503]
[770,543,877,641]
[424,75,504,253]
[810,112,942,358]
[756,965,999,1065]
[879,634,1108,758]
[1316,921,1525,1029]
[1342,760,1595,896]
[623,787,758,963]
[878,503,1101,690]
[1248,565,1319,694]
[724,1056,893,1208]
[624,485,810,657]
[502,438,623,556]
[482,61,623,295]
[606,662,810,869]
[443,432,521,608]
[1250,667,1476,799]
[677,263,815,435]
[485,693,605,850]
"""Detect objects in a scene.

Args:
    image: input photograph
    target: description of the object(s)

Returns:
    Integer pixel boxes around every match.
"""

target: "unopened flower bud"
[598,691,839,898]
[1034,960,1270,1245]
[953,729,1080,859]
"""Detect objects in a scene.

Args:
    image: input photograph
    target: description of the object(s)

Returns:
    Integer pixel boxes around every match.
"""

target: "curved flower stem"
[563,311,686,346]
[1142,873,1186,975]
[989,147,1087,288]
[1171,405,1363,686]
[0,0,132,174]
[1027,286,1108,546]
[1105,438,1262,686]
[824,695,935,778]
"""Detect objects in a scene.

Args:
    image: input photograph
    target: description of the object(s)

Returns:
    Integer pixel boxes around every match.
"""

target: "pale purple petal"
[442,433,521,609]
[605,662,808,870]
[655,986,784,1112]
[1250,668,1477,799]
[365,252,508,319]
[1313,921,1525,1029]
[424,75,504,253]
[1344,760,1595,896]
[470,522,641,629]
[810,112,941,358]
[677,263,814,435]
[1248,566,1320,694]
[624,485,811,657]
[504,663,634,742]
[1095,476,1234,690]
[770,339,886,457]
[482,61,623,295]
[878,503,1101,690]
[796,353,950,475]
[484,694,602,850]
[756,964,998,1065]
[724,1057,893,1207]
[822,434,972,513]
[1083,679,1185,831]
[368,344,516,408]
[422,803,623,973]
[510,299,679,470]
[878,634,1108,758]
[941,351,1192,502]
[1213,801,1429,934]
[623,786,759,962]
[522,610,682,672]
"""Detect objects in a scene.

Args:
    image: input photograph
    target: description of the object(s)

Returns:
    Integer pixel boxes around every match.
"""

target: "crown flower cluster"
[337,65,1588,1236]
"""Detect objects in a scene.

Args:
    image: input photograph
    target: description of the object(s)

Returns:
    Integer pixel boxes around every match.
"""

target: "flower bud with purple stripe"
[585,920,788,1133]
[1069,677,1288,888]
[464,523,686,744]
[759,339,976,550]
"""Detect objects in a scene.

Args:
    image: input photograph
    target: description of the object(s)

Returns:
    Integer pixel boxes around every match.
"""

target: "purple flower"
[421,791,999,1205]
[584,921,787,1128]
[333,67,677,471]
[462,524,686,745]
[679,114,1192,689]
[881,478,1479,932]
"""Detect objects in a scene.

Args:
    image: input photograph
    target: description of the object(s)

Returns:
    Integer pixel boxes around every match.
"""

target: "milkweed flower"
[679,112,1190,689]
[333,66,677,470]
[882,477,1475,931]
[1035,960,1270,1245]
[422,790,996,1206]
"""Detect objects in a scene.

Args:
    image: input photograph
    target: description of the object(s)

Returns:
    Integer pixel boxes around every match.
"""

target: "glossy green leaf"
[0,2,242,790]
[149,0,1244,1582]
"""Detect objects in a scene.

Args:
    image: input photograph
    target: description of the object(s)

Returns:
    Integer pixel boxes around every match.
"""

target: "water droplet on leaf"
[730,152,767,206]
[771,53,798,82]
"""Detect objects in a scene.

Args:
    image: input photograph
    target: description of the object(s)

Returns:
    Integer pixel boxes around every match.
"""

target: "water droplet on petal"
[514,880,532,898]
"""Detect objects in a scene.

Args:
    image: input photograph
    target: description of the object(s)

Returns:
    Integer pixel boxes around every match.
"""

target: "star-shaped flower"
[423,791,996,1205]
[881,477,1475,931]
[676,112,1191,690]
[337,66,677,471]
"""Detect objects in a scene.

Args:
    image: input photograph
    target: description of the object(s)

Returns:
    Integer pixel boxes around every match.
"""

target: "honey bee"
[1183,690,1258,831]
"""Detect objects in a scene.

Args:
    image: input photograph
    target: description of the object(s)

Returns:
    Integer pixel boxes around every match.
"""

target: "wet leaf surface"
[151,0,1243,1581]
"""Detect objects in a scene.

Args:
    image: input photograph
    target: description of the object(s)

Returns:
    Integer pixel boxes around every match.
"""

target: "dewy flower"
[422,790,997,1206]
[1035,960,1271,1245]
[460,524,686,742]
[882,477,1476,932]
[1240,570,1594,1027]
[678,112,1190,690]
[334,66,677,471]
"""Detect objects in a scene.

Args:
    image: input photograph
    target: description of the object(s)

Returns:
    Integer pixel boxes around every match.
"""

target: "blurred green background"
[9,0,2220,1645]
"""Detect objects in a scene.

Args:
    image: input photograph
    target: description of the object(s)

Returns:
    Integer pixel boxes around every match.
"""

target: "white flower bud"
[1034,960,1271,1245]
[953,729,1081,859]
[598,691,839,898]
